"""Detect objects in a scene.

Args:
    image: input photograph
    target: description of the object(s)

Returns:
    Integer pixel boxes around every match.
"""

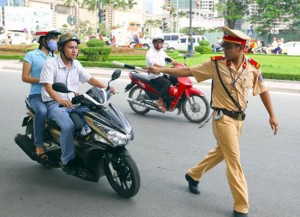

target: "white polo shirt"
[40,54,91,102]
[146,48,170,80]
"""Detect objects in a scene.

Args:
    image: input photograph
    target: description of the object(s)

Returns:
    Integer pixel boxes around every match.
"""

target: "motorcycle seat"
[132,72,151,84]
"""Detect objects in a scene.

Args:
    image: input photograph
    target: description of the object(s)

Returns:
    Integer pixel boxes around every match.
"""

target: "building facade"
[1,0,165,37]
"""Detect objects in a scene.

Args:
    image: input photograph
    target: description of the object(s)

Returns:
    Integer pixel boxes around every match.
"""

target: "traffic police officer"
[144,26,279,217]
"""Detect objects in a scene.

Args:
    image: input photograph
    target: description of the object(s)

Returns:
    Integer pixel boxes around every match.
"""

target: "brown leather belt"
[214,108,246,121]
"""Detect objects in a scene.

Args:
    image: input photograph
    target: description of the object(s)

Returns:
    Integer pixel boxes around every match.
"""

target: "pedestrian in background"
[266,37,278,54]
[5,35,12,45]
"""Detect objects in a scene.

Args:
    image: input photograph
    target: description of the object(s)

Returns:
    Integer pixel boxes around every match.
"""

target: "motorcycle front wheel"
[105,154,140,198]
[182,94,210,123]
[128,86,150,114]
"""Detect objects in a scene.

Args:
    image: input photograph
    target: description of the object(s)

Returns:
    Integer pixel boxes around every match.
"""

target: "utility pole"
[97,0,102,34]
[176,0,179,32]
[186,0,194,57]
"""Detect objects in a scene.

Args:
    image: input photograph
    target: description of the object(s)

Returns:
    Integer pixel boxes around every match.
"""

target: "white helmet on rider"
[152,35,164,44]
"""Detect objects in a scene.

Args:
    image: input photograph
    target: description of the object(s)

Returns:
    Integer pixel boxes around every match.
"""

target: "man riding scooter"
[146,35,181,112]
[40,32,116,175]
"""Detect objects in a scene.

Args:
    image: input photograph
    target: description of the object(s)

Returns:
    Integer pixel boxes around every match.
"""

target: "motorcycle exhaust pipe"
[14,134,37,161]
[127,98,158,110]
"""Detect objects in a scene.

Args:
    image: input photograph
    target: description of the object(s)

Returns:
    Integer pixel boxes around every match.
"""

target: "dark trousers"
[149,75,173,98]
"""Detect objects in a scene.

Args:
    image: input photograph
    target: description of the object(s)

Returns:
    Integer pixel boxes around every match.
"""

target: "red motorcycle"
[114,60,210,124]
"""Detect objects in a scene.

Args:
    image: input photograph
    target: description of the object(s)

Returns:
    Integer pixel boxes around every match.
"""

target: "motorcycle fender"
[22,116,31,127]
[109,147,130,157]
[124,82,135,93]
[22,116,34,135]
[184,87,205,98]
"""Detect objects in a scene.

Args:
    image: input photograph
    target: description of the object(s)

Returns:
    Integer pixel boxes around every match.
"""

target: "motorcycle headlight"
[107,131,128,146]
[93,120,129,147]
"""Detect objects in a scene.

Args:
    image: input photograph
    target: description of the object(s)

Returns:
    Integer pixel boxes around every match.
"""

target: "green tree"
[250,0,300,36]
[168,5,177,32]
[126,0,137,9]
[113,0,126,9]
[177,10,187,32]
[181,27,205,35]
[74,20,94,37]
[215,0,252,28]
[144,19,162,37]
[80,0,98,10]
[291,0,300,29]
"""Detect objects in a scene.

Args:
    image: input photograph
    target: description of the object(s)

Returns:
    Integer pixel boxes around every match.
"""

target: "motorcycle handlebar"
[72,95,84,104]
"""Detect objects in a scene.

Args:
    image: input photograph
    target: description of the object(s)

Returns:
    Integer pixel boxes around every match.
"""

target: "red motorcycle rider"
[146,35,181,112]
[120,58,210,124]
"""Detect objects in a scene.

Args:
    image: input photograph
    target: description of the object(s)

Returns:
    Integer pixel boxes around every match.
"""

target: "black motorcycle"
[14,70,140,198]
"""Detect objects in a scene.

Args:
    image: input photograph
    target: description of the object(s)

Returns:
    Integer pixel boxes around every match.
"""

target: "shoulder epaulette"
[248,58,260,69]
[211,56,225,61]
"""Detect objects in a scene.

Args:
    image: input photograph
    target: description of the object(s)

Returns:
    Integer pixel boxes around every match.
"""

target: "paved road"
[0,69,299,217]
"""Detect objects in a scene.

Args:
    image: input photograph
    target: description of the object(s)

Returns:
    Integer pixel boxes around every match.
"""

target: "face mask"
[47,39,58,51]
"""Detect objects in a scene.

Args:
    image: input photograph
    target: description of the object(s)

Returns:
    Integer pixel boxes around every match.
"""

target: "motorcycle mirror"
[106,70,121,91]
[165,57,172,63]
[111,69,121,81]
[52,83,72,93]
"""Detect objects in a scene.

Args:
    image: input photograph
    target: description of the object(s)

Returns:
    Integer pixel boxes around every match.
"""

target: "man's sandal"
[158,104,167,113]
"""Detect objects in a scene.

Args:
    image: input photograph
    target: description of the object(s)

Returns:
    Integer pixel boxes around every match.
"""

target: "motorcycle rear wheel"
[182,94,210,123]
[106,154,140,198]
[128,86,150,114]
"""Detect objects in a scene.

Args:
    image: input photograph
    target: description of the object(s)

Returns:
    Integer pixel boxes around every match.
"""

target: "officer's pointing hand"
[270,117,279,135]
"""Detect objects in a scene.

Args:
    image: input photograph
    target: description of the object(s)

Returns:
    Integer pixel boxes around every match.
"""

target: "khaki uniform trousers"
[187,114,248,213]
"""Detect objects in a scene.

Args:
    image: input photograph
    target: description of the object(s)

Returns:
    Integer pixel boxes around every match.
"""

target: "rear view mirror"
[111,69,121,81]
[106,69,121,91]
[165,57,172,63]
[52,83,71,93]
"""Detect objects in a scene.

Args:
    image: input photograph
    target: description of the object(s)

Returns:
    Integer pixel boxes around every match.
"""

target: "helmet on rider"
[58,32,80,61]
[152,35,164,50]
[152,35,164,44]
[35,30,61,55]
[58,32,80,48]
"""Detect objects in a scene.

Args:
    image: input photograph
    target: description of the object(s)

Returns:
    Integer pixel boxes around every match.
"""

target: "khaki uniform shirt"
[190,57,267,111]
[146,48,170,80]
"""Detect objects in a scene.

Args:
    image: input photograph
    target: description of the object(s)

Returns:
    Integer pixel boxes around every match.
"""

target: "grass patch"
[1,47,300,81]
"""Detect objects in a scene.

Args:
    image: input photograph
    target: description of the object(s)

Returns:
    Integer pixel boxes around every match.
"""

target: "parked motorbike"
[14,70,140,198]
[114,59,210,124]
